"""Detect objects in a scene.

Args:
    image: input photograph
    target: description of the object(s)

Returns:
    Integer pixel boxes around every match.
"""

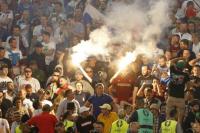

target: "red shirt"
[56,84,69,95]
[186,7,197,18]
[27,112,58,133]
[111,73,135,104]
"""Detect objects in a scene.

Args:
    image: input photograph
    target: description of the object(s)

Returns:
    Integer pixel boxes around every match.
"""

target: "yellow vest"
[15,125,22,133]
[161,120,177,133]
[110,119,129,133]
[63,120,74,131]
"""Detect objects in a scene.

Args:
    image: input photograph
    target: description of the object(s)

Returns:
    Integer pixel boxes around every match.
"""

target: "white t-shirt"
[0,118,9,133]
[18,77,41,93]
[0,76,13,84]
[192,42,200,56]
[5,49,23,66]
[0,10,13,28]
[33,25,44,41]
[23,98,33,110]
[42,41,56,65]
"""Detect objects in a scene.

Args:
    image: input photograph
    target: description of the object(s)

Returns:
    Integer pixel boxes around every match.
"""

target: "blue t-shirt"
[88,93,113,118]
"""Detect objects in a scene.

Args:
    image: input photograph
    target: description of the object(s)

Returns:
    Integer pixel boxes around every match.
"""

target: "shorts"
[166,96,185,115]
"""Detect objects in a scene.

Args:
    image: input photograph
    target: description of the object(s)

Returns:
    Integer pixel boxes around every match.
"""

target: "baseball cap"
[99,104,111,110]
[79,106,90,113]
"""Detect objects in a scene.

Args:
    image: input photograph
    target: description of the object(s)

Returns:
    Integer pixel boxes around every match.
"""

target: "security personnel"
[111,109,129,133]
[161,109,183,133]
[128,97,153,133]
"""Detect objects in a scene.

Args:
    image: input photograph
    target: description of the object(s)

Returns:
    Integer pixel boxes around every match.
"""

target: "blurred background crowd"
[0,0,200,133]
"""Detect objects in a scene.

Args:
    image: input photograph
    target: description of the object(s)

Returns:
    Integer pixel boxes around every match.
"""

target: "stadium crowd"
[0,0,200,133]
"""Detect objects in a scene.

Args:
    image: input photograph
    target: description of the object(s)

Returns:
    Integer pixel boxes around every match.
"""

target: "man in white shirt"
[5,37,23,66]
[32,15,49,42]
[42,31,56,66]
[17,67,40,93]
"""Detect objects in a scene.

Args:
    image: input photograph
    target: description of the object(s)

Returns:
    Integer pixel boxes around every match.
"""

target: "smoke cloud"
[72,0,172,65]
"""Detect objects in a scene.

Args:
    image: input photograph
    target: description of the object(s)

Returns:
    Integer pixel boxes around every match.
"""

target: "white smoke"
[71,0,172,67]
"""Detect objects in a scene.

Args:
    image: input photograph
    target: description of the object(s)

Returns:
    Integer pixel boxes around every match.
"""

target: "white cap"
[79,106,90,113]
[99,103,111,110]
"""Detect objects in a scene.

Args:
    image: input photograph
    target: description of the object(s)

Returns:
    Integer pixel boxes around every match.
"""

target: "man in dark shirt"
[27,42,45,71]
[76,106,95,133]
[166,57,190,123]
[0,47,12,76]
[0,89,12,118]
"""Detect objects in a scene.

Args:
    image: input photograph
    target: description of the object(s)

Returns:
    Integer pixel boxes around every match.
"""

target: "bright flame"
[117,52,136,71]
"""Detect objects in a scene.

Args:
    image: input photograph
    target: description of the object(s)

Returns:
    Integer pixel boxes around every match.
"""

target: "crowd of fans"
[0,0,200,133]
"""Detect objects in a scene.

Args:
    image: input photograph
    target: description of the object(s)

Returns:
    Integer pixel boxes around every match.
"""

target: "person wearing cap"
[85,83,117,118]
[183,99,200,132]
[27,104,58,133]
[97,103,118,133]
[128,97,153,133]
[150,103,160,133]
[76,106,95,133]
[160,109,183,133]
[110,109,129,133]
[27,41,46,71]
[166,57,190,123]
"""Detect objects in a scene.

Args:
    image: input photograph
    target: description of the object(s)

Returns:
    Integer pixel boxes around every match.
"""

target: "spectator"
[74,81,91,106]
[76,106,95,133]
[85,83,117,118]
[0,88,12,118]
[0,64,13,84]
[160,109,183,133]
[110,109,129,133]
[5,37,22,67]
[27,41,46,71]
[128,97,153,133]
[166,58,190,123]
[97,103,118,133]
[6,25,29,56]
[92,121,104,133]
[0,47,12,76]
[27,104,58,133]
[56,89,80,119]
[17,66,40,93]
[0,109,10,133]
[5,81,16,102]
[42,31,56,66]
[71,70,94,95]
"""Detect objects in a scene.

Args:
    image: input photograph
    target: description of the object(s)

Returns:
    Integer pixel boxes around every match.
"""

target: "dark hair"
[64,89,73,97]
[8,37,16,44]
[42,104,51,112]
[42,31,50,37]
[66,102,75,110]
[12,25,21,30]
[21,114,30,123]
[169,109,177,118]
[180,39,189,45]
[62,111,72,120]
